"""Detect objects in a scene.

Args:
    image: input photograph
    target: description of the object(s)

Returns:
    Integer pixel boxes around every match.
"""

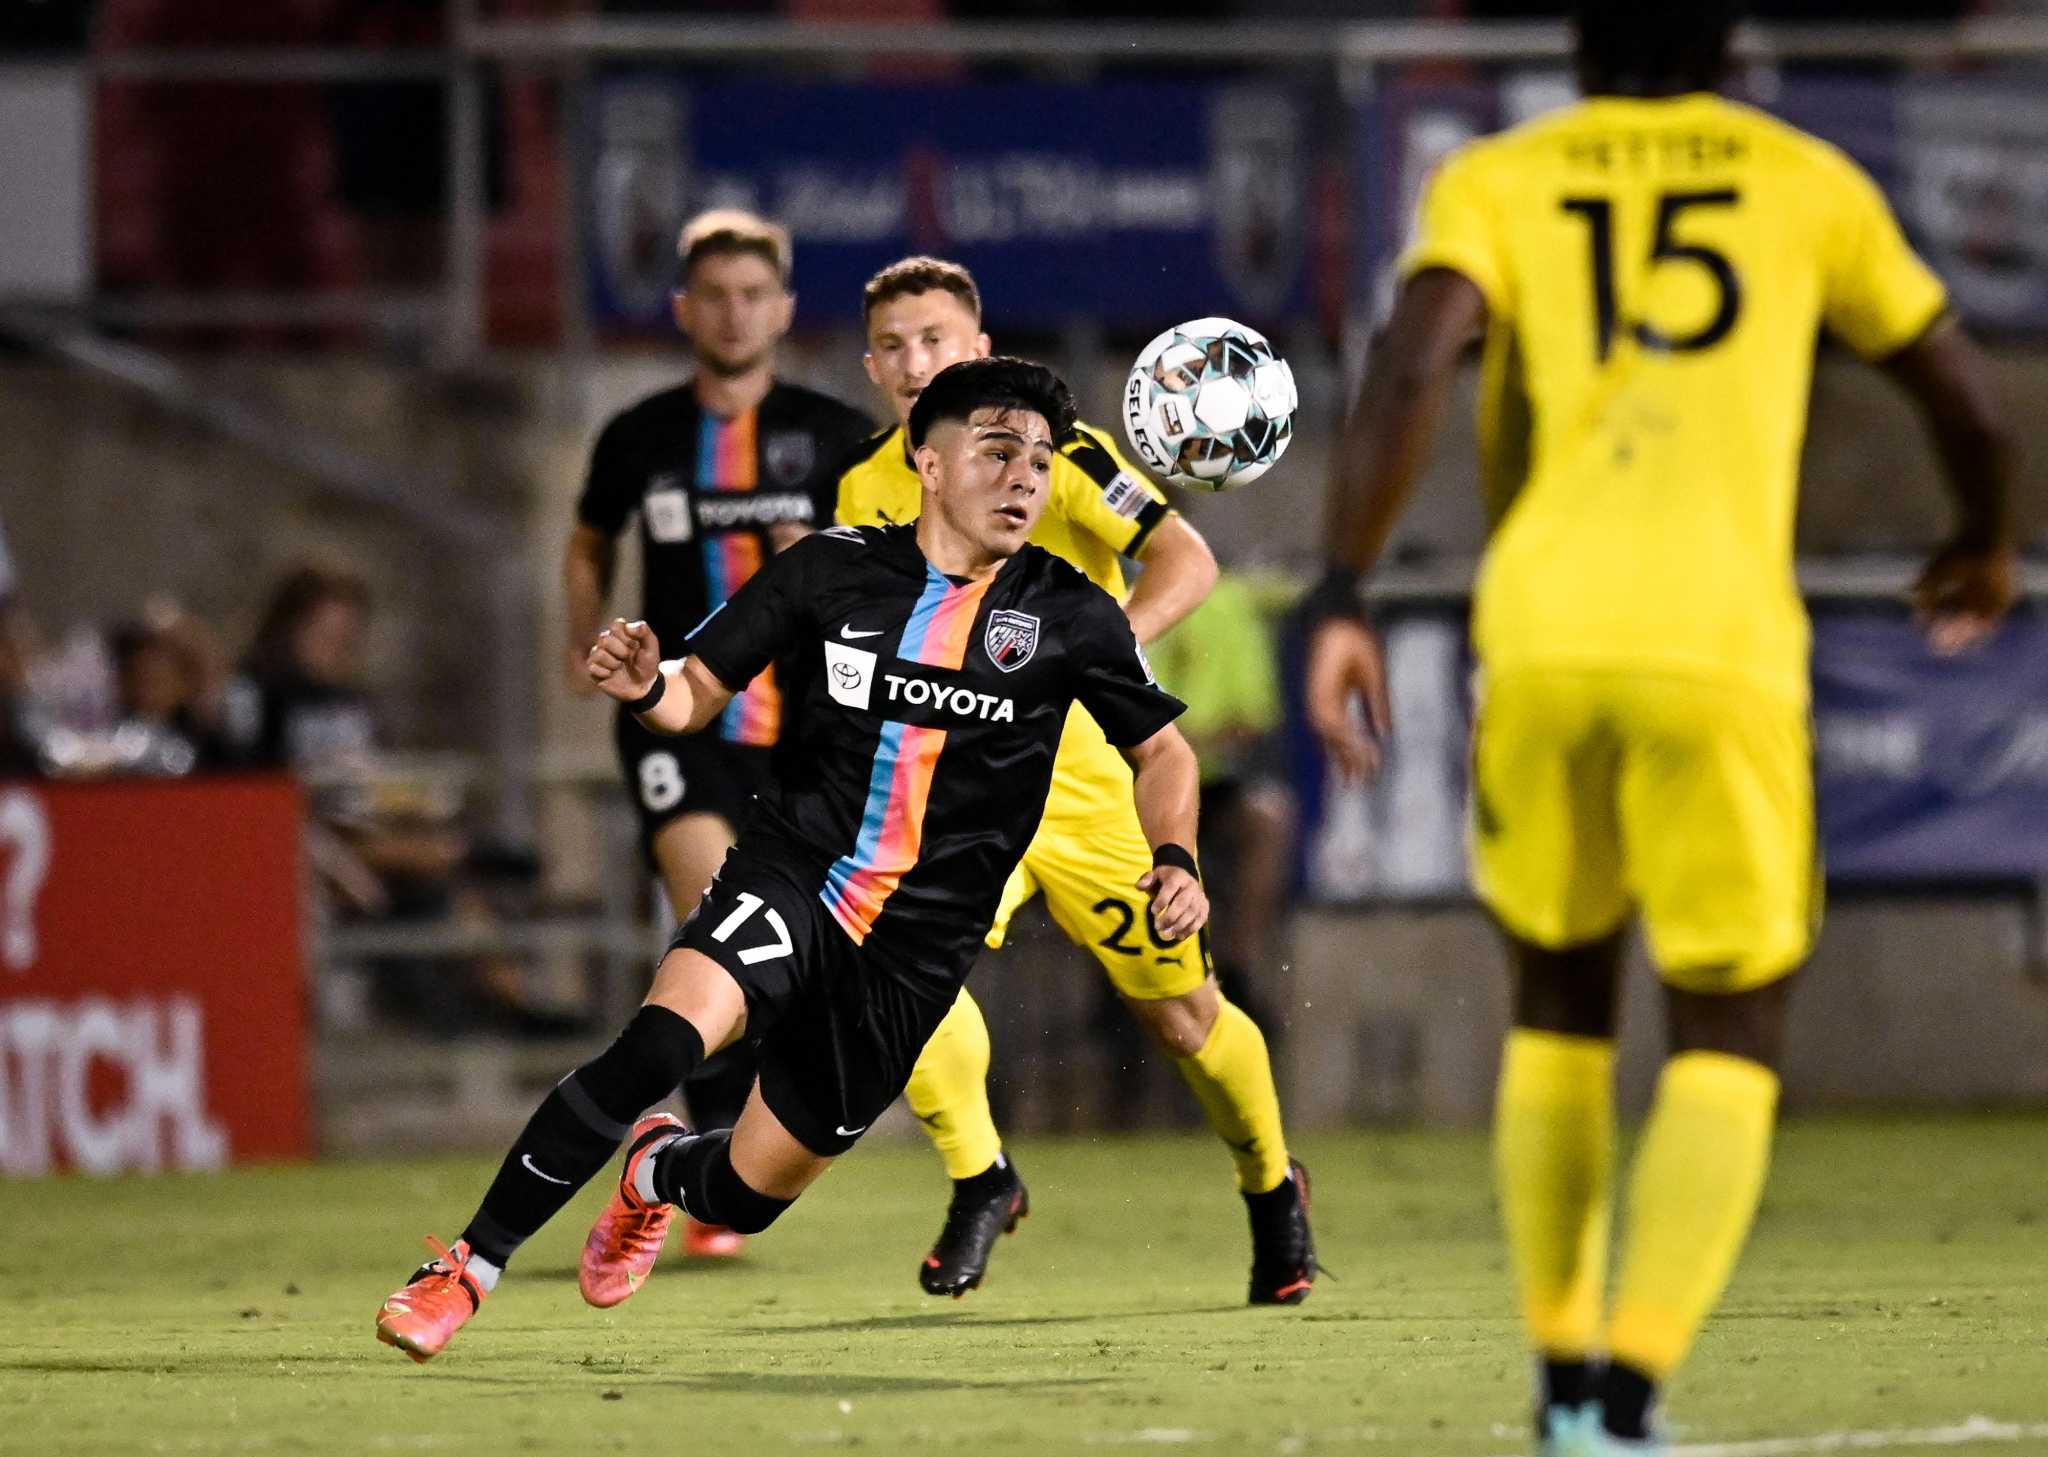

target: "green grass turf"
[2,1114,2044,1456]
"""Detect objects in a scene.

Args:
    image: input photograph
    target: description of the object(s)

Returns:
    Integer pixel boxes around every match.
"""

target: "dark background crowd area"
[0,543,571,1038]
[0,1,1986,58]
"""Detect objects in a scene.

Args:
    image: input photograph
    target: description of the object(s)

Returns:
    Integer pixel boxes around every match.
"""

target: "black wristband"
[1300,564,1367,628]
[1152,843,1199,876]
[627,673,667,715]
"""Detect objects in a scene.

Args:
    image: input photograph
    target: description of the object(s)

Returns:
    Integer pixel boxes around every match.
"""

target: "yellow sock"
[1609,1050,1780,1378]
[1494,1029,1616,1359]
[1173,997,1291,1192]
[904,988,1003,1180]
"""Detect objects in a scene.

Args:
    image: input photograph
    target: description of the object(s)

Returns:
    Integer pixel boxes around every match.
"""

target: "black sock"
[1243,1167,1299,1217]
[1538,1357,1597,1433]
[681,1042,757,1132]
[1600,1361,1657,1440]
[953,1151,1016,1196]
[648,1127,794,1235]
[460,1006,706,1268]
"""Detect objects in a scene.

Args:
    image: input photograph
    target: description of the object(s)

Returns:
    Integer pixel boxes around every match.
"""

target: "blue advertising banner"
[1813,608,2048,883]
[585,75,1316,332]
[1292,605,1475,903]
[1299,604,2048,903]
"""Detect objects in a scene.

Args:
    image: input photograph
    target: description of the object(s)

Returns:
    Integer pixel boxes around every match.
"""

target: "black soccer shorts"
[670,837,958,1159]
[614,709,775,861]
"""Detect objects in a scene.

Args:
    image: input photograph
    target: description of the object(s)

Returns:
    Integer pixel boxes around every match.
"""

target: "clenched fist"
[1913,539,2016,656]
[1138,865,1209,945]
[588,619,663,703]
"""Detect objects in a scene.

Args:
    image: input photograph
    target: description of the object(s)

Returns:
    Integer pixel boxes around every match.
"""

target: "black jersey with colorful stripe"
[683,524,1184,978]
[577,380,873,746]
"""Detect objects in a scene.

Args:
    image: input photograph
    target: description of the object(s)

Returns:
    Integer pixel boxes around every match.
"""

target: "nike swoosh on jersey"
[521,1154,571,1186]
[834,1123,868,1137]
[840,625,884,639]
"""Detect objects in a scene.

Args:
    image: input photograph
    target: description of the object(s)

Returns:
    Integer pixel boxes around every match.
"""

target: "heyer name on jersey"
[882,673,1015,723]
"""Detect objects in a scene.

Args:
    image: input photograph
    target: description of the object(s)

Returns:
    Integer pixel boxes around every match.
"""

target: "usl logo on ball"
[1122,317,1297,492]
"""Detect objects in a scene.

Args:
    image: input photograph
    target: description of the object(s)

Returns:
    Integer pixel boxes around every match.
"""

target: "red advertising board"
[0,775,309,1174]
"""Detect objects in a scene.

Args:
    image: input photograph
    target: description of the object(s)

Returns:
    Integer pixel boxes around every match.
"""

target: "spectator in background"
[0,515,42,779]
[104,600,237,776]
[230,560,380,774]
[1148,570,1300,1029]
[231,560,570,1038]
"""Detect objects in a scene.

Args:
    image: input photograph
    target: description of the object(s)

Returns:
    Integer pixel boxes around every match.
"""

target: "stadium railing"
[298,753,662,1151]
[51,16,2048,358]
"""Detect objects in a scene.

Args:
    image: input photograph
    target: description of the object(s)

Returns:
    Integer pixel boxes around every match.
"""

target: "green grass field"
[3,1115,2045,1456]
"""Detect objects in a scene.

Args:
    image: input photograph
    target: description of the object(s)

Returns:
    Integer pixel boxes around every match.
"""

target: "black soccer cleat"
[1245,1157,1318,1306]
[919,1158,1029,1298]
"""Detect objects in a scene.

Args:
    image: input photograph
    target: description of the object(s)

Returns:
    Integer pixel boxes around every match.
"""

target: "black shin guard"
[1599,1362,1657,1441]
[460,1007,707,1267]
[681,1042,758,1132]
[648,1128,793,1235]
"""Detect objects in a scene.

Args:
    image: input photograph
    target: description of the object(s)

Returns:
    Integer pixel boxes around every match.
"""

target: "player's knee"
[1241,783,1297,845]
[930,990,993,1066]
[1130,985,1219,1058]
[646,947,748,1047]
[574,1004,707,1126]
[1507,928,1626,1040]
[1665,977,1794,1071]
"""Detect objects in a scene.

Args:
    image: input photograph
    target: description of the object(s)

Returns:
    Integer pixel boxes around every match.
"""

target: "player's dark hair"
[245,561,371,679]
[907,357,1077,449]
[1574,0,1739,97]
[862,256,982,325]
[677,208,792,288]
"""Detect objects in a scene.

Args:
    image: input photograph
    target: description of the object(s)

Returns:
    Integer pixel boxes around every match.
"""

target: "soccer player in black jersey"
[376,358,1205,1362]
[563,210,873,1255]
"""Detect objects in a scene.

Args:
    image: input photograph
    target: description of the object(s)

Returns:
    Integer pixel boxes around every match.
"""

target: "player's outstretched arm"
[586,618,734,735]
[1324,268,1488,581]
[1120,723,1208,944]
[1304,268,1488,782]
[1125,515,1219,645]
[1882,315,2020,654]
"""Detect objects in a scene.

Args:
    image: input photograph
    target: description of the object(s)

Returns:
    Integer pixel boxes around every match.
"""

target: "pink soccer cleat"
[579,1112,686,1308]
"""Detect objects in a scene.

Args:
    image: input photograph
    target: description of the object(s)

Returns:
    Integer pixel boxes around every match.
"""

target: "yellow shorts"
[985,781,1211,1002]
[1470,668,1819,993]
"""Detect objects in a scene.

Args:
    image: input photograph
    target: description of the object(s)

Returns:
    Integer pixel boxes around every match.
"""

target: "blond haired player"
[564,210,873,1258]
[1306,4,2016,1452]
[841,257,1316,1304]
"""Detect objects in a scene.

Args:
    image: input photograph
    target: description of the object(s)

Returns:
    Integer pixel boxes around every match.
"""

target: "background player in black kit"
[377,358,1205,1362]
[563,209,873,1254]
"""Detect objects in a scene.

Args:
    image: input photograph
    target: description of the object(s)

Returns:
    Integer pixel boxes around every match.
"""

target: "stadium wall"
[1287,902,2048,1128]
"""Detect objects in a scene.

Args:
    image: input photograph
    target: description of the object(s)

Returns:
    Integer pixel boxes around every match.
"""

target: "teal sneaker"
[1537,1402,1590,1456]
[1573,1403,1667,1456]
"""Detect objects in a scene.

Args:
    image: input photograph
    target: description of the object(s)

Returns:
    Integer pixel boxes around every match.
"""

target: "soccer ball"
[1122,317,1297,491]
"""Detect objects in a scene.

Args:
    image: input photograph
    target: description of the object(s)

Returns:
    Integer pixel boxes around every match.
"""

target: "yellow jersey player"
[841,257,1316,1304]
[1305,3,2015,1453]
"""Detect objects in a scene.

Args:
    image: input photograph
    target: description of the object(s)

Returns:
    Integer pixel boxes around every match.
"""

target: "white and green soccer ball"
[1122,317,1297,492]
